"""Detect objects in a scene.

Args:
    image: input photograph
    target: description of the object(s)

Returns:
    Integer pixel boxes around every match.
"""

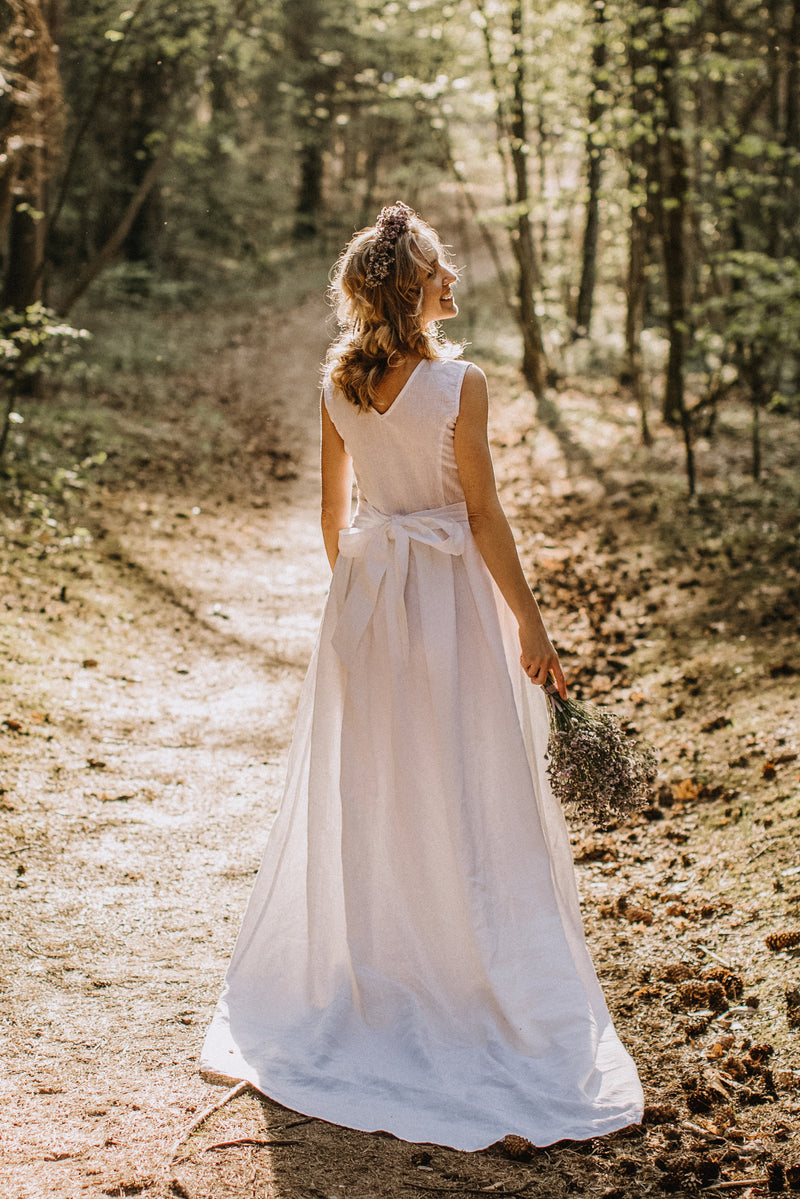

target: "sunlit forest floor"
[1,283,799,1199]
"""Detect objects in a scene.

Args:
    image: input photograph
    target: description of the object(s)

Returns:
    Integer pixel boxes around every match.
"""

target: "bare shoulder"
[457,362,489,423]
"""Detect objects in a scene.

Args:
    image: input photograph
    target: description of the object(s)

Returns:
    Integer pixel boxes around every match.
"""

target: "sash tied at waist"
[331,501,470,668]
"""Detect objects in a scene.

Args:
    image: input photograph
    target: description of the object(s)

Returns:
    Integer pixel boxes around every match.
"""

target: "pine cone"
[634,983,662,1002]
[788,1006,800,1028]
[685,1016,712,1037]
[720,1055,748,1082]
[660,962,695,983]
[748,1042,774,1062]
[706,980,729,1012]
[678,980,710,1008]
[703,966,744,999]
[768,1161,786,1193]
[642,1103,679,1125]
[765,930,800,951]
[785,1162,800,1191]
[625,904,655,925]
[672,1154,720,1183]
[503,1133,535,1160]
[685,1084,718,1113]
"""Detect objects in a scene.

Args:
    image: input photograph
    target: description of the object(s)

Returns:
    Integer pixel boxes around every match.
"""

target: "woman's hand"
[519,620,567,698]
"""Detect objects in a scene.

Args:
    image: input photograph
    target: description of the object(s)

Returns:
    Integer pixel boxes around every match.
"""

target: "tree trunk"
[293,142,324,241]
[652,0,689,431]
[285,0,334,242]
[1,0,62,309]
[474,0,548,402]
[623,9,653,445]
[2,179,44,309]
[507,0,548,401]
[574,0,608,336]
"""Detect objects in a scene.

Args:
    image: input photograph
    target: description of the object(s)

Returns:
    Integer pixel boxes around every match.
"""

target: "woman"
[202,201,643,1151]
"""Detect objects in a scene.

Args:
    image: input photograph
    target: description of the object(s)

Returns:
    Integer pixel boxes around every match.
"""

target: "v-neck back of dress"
[368,358,424,418]
[324,358,470,516]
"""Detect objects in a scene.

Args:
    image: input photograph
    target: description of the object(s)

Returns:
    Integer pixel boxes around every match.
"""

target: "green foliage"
[0,305,91,464]
[3,0,798,491]
[0,304,90,382]
[698,252,800,411]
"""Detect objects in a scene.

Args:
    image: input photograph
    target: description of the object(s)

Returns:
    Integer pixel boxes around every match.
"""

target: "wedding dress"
[201,357,643,1150]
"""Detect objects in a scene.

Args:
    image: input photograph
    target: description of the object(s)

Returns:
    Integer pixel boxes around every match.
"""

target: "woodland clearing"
[1,287,799,1199]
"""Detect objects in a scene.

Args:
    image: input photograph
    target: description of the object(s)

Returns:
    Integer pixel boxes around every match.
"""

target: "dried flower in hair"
[544,681,657,827]
[364,200,414,285]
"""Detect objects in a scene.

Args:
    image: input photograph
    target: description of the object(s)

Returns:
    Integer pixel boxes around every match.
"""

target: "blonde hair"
[323,205,462,411]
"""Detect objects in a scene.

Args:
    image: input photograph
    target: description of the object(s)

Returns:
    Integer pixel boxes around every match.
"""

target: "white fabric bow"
[331,501,469,668]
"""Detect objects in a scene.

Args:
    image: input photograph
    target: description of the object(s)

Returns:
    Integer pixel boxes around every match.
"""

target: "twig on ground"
[169,1079,250,1163]
[681,1121,726,1140]
[705,1181,768,1191]
[695,944,734,970]
[402,1185,534,1196]
[743,838,779,869]
[204,1136,298,1152]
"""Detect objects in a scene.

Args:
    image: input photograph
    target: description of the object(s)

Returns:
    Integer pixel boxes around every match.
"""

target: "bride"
[202,200,643,1151]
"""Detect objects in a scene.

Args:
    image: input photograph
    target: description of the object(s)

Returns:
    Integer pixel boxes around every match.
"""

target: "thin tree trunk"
[623,8,653,445]
[751,397,761,481]
[536,108,548,264]
[507,0,548,401]
[474,0,548,403]
[574,0,608,336]
[648,0,694,491]
[625,201,652,446]
[1,0,61,309]
[652,2,689,425]
[2,169,44,308]
[474,0,514,210]
[293,142,324,240]
[440,134,516,316]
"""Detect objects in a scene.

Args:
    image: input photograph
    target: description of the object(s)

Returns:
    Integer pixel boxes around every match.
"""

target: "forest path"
[2,293,799,1199]
[1,293,341,1198]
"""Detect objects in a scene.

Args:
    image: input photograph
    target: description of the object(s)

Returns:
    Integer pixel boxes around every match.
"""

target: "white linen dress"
[201,357,643,1150]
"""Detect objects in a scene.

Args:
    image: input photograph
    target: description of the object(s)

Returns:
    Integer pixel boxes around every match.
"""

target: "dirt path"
[1,296,336,1198]
[2,295,799,1199]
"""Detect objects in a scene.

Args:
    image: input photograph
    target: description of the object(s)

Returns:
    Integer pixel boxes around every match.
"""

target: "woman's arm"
[453,365,567,698]
[320,392,354,570]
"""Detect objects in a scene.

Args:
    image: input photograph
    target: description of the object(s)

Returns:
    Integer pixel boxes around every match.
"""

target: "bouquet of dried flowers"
[544,680,657,827]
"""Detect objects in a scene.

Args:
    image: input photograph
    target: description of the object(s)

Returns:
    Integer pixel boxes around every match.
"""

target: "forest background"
[2,2,800,1198]
[4,0,800,480]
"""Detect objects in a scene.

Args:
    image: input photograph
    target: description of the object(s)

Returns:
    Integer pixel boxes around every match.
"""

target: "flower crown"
[364,200,414,286]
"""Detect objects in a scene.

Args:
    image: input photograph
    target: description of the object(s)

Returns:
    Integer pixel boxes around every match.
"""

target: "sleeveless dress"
[201,358,643,1150]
